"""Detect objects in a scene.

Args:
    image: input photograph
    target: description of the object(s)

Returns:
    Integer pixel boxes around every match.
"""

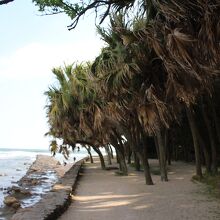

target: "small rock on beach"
[4,196,20,209]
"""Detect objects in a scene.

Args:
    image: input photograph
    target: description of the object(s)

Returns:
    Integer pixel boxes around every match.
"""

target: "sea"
[0,147,89,212]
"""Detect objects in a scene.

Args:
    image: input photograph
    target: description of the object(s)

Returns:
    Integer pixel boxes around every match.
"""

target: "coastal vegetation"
[35,0,220,187]
[0,0,13,5]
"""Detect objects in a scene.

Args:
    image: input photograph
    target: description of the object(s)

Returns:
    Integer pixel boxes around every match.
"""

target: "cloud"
[0,41,103,79]
[0,39,104,148]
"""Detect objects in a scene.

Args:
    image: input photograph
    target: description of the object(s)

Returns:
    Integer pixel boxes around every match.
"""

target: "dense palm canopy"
[44,0,220,184]
[0,0,13,5]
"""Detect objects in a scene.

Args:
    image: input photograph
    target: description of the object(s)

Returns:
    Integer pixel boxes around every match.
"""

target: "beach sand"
[59,158,220,220]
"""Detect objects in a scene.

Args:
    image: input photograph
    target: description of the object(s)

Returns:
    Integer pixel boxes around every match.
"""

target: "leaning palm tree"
[45,63,130,174]
[93,14,160,183]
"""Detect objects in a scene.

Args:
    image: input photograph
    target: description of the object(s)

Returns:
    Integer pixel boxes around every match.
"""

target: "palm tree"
[45,63,130,174]
[44,0,220,183]
[93,14,159,184]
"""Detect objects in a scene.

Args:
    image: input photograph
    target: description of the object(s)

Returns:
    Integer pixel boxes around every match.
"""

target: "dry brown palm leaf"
[137,84,170,132]
[79,112,92,137]
[121,33,137,46]
[216,20,220,41]
[145,22,169,60]
[164,64,201,105]
[198,11,218,64]
[62,120,73,132]
[196,61,220,76]
[153,0,186,22]
[166,28,194,66]
[149,36,166,60]
[175,83,198,106]
[137,104,159,133]
[153,98,169,129]
[188,0,204,15]
[93,106,103,130]
[105,101,122,122]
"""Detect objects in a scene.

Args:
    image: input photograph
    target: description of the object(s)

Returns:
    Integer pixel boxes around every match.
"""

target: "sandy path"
[59,159,220,220]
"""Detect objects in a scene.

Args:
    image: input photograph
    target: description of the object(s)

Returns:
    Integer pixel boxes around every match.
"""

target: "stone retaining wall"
[11,158,87,220]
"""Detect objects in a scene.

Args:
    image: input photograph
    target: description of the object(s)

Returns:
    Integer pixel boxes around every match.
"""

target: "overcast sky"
[0,1,103,149]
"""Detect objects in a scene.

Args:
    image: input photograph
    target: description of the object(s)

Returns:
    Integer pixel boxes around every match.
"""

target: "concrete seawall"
[11,158,87,220]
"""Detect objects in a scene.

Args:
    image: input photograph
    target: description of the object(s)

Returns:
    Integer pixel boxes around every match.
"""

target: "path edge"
[11,157,88,220]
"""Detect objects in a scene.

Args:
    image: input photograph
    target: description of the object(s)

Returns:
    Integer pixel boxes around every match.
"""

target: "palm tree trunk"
[133,151,141,171]
[143,156,153,185]
[136,151,153,185]
[119,153,128,175]
[115,148,128,175]
[92,147,106,170]
[197,131,211,174]
[112,130,128,175]
[126,143,132,164]
[105,146,112,165]
[109,145,114,159]
[154,136,161,167]
[166,131,172,165]
[155,129,168,181]
[116,151,120,163]
[85,146,93,163]
[209,95,220,145]
[140,132,154,185]
[201,98,218,175]
[186,107,203,179]
[164,129,172,165]
[115,149,122,170]
[127,151,132,164]
[128,129,140,171]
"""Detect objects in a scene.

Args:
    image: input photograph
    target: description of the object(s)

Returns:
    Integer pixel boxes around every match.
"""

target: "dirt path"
[59,159,220,220]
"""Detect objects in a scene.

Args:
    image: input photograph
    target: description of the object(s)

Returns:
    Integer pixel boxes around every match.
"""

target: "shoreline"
[11,157,87,220]
[0,154,81,220]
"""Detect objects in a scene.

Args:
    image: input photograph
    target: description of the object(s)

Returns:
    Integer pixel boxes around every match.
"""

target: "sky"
[0,0,104,149]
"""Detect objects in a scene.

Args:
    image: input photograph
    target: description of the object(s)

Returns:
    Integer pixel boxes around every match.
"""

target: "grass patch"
[106,166,119,170]
[114,171,126,176]
[202,174,220,198]
[129,162,143,169]
[150,167,161,175]
[192,173,220,199]
[129,163,170,175]
[191,175,203,182]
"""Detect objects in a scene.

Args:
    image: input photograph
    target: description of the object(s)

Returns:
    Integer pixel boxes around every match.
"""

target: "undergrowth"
[129,163,170,175]
[192,173,220,199]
